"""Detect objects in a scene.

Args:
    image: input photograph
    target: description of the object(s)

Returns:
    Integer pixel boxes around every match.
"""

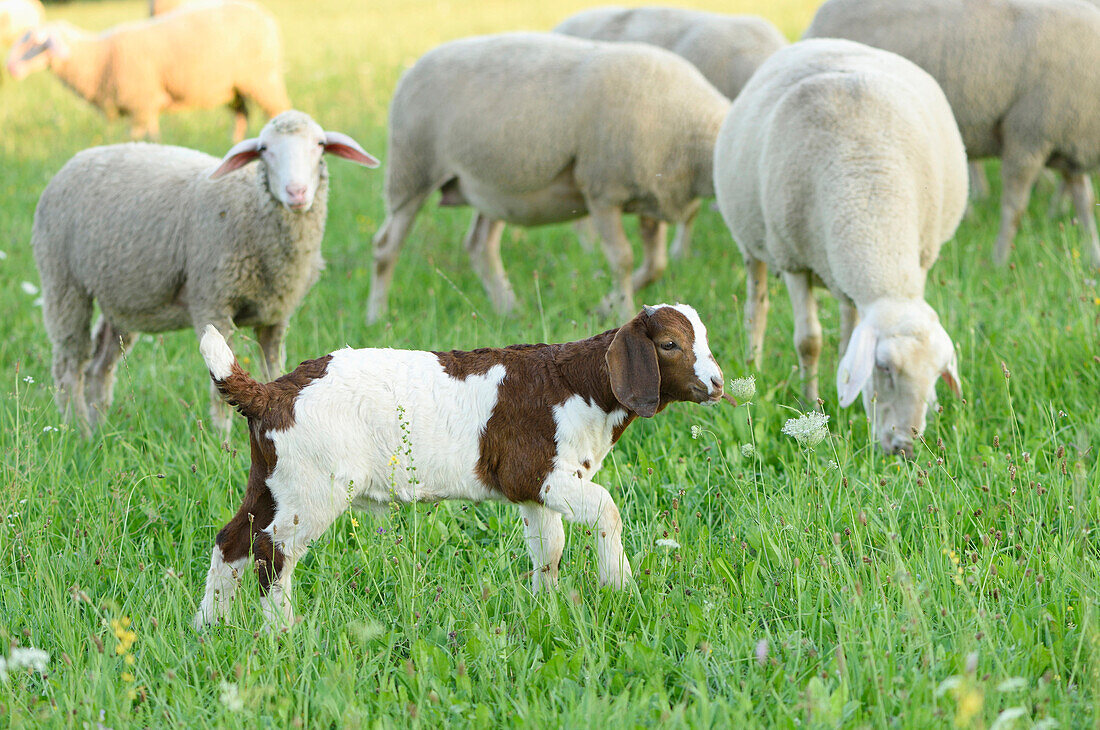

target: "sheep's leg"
[784,271,822,405]
[368,194,428,325]
[229,92,248,144]
[42,280,94,431]
[254,322,287,381]
[1066,173,1100,269]
[193,320,234,432]
[130,112,160,142]
[519,503,565,594]
[84,318,136,424]
[744,256,769,369]
[968,161,990,201]
[541,473,631,589]
[590,206,636,320]
[464,212,516,315]
[994,148,1046,266]
[573,217,597,252]
[631,215,669,291]
[838,300,859,358]
[669,205,699,260]
[1047,172,1070,220]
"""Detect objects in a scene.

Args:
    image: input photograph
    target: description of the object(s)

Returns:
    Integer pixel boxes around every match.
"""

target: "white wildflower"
[741,443,755,459]
[0,250,7,260]
[990,707,1028,730]
[965,650,979,674]
[656,538,680,549]
[997,677,1027,692]
[754,639,769,666]
[43,426,57,432]
[0,657,7,683]
[728,376,756,402]
[781,411,830,448]
[20,281,38,296]
[33,296,43,308]
[22,376,33,384]
[219,681,244,712]
[690,425,700,439]
[827,460,839,470]
[7,647,49,674]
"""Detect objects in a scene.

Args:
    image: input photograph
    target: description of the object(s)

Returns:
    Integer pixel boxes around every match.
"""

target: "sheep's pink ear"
[606,310,659,418]
[323,131,379,168]
[210,138,262,179]
[941,352,962,398]
[836,320,876,407]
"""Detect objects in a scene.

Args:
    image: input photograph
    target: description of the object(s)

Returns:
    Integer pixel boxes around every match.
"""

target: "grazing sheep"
[193,304,730,628]
[370,32,729,324]
[32,110,378,432]
[6,0,289,141]
[554,6,788,259]
[714,39,964,456]
[0,0,42,47]
[804,0,1100,268]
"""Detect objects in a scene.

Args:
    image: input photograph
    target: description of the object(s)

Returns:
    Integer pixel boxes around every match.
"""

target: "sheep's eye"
[317,141,325,147]
[257,144,267,153]
[661,341,677,351]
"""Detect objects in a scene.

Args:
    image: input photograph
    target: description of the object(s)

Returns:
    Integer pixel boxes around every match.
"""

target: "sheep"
[553,6,788,259]
[32,110,379,433]
[0,0,42,47]
[149,0,187,16]
[713,39,965,457]
[369,32,729,324]
[193,304,730,628]
[5,0,289,142]
[804,0,1100,269]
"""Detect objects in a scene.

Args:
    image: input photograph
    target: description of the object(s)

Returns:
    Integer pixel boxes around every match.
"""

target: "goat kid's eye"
[661,341,676,351]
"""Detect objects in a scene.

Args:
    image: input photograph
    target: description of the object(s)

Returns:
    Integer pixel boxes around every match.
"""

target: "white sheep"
[804,0,1100,269]
[714,39,965,456]
[32,110,378,431]
[6,0,289,141]
[149,0,187,16]
[369,32,729,324]
[554,6,788,259]
[0,0,41,47]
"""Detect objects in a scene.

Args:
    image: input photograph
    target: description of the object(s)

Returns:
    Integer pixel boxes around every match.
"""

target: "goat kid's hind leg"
[744,255,769,369]
[784,271,822,405]
[631,215,669,291]
[368,193,428,325]
[1065,172,1100,269]
[84,318,136,425]
[519,503,565,594]
[541,473,631,589]
[589,205,636,320]
[464,212,516,315]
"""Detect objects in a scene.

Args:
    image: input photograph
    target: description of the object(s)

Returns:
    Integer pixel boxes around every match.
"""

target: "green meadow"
[0,0,1097,726]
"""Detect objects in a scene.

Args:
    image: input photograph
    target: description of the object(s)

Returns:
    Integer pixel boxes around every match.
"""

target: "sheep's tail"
[199,324,269,420]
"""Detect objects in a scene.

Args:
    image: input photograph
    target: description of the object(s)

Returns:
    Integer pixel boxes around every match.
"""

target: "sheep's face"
[210,111,379,208]
[607,304,725,418]
[836,300,961,457]
[6,27,69,81]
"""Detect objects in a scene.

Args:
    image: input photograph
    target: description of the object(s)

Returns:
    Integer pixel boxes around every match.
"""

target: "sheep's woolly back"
[383,32,730,220]
[804,0,1100,167]
[199,325,235,381]
[713,39,967,304]
[555,7,787,100]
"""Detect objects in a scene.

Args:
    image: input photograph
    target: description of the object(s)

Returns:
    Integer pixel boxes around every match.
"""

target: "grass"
[0,0,1098,727]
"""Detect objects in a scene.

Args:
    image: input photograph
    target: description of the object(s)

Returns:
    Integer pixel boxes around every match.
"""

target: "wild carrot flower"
[728,376,756,402]
[219,681,244,712]
[690,425,701,439]
[656,538,681,549]
[741,443,756,458]
[782,411,830,448]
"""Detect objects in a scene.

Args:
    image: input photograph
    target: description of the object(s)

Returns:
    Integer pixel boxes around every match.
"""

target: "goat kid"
[194,305,728,629]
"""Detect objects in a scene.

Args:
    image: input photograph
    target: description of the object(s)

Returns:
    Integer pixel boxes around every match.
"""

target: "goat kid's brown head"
[606,304,725,417]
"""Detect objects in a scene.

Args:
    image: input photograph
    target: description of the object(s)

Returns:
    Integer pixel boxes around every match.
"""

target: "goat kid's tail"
[199,324,269,420]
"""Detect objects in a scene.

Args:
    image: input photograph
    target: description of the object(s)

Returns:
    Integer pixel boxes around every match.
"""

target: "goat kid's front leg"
[541,472,632,589]
[519,503,565,593]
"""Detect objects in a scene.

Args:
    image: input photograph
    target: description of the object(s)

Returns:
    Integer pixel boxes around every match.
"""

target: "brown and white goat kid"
[194,305,726,628]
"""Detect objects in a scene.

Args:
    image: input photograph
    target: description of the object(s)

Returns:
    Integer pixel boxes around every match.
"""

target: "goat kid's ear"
[606,310,660,418]
[210,138,262,179]
[323,131,380,168]
[836,320,876,408]
[941,351,962,399]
